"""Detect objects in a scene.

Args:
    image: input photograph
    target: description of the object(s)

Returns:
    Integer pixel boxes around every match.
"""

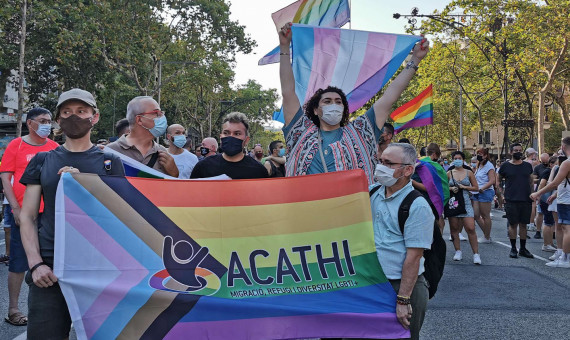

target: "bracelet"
[396,295,411,305]
[405,60,419,71]
[30,262,46,274]
[280,52,290,55]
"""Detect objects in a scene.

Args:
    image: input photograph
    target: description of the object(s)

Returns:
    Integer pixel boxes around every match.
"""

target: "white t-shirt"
[472,161,495,193]
[170,149,199,179]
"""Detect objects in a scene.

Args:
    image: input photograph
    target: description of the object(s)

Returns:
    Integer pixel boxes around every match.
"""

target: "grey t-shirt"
[20,146,125,261]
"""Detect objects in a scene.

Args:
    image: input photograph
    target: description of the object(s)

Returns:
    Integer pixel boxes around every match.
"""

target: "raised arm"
[279,23,301,126]
[373,38,429,129]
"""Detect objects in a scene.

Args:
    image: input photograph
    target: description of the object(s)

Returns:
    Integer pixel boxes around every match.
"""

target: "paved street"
[0,209,569,339]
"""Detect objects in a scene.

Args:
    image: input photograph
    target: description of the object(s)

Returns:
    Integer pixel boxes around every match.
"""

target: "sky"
[228,0,450,93]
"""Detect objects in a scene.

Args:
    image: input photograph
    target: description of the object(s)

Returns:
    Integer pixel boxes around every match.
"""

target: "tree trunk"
[536,37,568,154]
[554,90,569,130]
[16,0,27,138]
[537,91,546,154]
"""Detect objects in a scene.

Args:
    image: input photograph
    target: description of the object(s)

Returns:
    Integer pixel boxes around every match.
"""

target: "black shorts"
[505,201,532,226]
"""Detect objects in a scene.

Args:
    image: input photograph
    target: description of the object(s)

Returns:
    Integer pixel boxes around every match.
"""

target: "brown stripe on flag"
[116,290,178,339]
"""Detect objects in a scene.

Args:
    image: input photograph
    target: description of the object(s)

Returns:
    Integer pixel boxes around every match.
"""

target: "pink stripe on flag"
[303,27,342,104]
[64,197,149,338]
[353,33,397,89]
[164,312,409,340]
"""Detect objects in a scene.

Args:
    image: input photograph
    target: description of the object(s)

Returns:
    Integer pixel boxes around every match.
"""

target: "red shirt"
[0,137,59,210]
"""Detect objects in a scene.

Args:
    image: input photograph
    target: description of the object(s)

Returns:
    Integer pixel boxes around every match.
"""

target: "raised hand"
[412,37,430,62]
[279,22,293,47]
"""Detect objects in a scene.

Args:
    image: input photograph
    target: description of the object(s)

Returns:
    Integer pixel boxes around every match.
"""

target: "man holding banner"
[278,22,429,184]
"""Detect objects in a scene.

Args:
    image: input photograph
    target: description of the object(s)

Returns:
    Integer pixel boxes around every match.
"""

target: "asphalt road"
[0,209,568,339]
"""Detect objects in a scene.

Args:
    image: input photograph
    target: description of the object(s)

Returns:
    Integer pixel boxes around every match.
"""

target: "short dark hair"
[451,150,465,160]
[26,107,52,121]
[383,123,394,136]
[563,137,570,147]
[303,86,350,128]
[426,143,441,157]
[223,112,249,134]
[269,140,283,154]
[115,118,130,136]
[420,146,427,157]
[510,143,522,152]
[398,138,410,144]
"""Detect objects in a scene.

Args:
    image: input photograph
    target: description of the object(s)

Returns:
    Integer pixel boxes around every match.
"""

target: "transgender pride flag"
[291,24,422,113]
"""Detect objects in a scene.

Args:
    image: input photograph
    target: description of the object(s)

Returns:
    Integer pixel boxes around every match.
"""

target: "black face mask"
[200,147,210,156]
[512,152,523,160]
[59,114,93,139]
[476,155,483,162]
[559,156,567,164]
[542,162,549,167]
[220,136,244,156]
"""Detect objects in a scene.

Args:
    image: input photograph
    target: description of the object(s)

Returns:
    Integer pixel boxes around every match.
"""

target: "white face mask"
[320,104,344,126]
[374,163,401,187]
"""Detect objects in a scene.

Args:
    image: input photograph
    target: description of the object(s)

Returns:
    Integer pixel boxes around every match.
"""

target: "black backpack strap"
[397,190,423,235]
[369,184,382,197]
[146,152,159,169]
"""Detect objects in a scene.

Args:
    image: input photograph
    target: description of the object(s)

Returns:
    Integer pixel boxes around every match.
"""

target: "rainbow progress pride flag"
[391,84,434,134]
[54,171,409,339]
[291,24,422,113]
[259,0,350,65]
[415,157,450,216]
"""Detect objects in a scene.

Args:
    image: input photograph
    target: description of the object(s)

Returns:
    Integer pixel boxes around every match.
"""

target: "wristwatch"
[405,60,419,71]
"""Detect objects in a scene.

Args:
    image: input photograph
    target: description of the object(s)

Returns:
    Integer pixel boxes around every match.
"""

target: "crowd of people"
[0,23,566,340]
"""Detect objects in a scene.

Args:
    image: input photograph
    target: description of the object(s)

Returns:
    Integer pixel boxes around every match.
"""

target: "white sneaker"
[549,250,562,261]
[478,236,492,244]
[453,250,462,261]
[449,235,453,241]
[542,245,557,252]
[473,254,482,265]
[459,233,467,241]
[546,254,570,268]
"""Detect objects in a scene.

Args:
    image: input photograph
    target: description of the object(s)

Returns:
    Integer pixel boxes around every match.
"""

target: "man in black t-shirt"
[499,143,534,259]
[191,112,268,179]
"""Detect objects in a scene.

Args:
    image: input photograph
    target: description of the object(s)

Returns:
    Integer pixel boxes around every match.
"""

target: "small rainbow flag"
[258,0,350,65]
[390,84,434,134]
[54,171,409,339]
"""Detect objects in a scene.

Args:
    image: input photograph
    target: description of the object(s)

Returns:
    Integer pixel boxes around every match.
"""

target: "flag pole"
[348,0,352,29]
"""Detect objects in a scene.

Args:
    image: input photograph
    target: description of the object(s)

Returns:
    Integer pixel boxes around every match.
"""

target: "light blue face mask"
[172,134,186,148]
[278,148,286,157]
[143,115,168,138]
[35,124,52,138]
[453,159,463,168]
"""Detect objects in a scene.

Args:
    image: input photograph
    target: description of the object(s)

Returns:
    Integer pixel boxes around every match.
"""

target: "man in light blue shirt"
[370,143,434,340]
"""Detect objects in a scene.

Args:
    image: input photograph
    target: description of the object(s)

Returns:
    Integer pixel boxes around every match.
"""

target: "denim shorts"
[472,189,495,203]
[3,204,14,228]
[557,203,570,225]
[539,201,554,226]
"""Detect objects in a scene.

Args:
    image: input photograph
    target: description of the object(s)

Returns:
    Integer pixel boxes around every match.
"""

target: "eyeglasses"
[32,119,52,125]
[138,109,164,118]
[378,159,412,168]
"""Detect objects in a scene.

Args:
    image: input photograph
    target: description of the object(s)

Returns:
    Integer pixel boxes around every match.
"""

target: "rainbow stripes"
[291,24,422,113]
[391,84,434,134]
[415,157,450,216]
[54,171,409,339]
[259,0,350,65]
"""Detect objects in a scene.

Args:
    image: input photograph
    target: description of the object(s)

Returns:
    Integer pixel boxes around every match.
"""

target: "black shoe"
[509,249,518,258]
[502,214,507,218]
[519,248,534,258]
[534,231,542,239]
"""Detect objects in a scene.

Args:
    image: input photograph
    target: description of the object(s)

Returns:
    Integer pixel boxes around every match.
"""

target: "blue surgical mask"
[143,115,168,138]
[278,148,286,157]
[172,135,186,148]
[35,124,52,138]
[453,159,463,168]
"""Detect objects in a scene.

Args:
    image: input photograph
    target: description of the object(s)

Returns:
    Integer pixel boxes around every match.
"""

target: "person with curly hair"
[278,22,429,184]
